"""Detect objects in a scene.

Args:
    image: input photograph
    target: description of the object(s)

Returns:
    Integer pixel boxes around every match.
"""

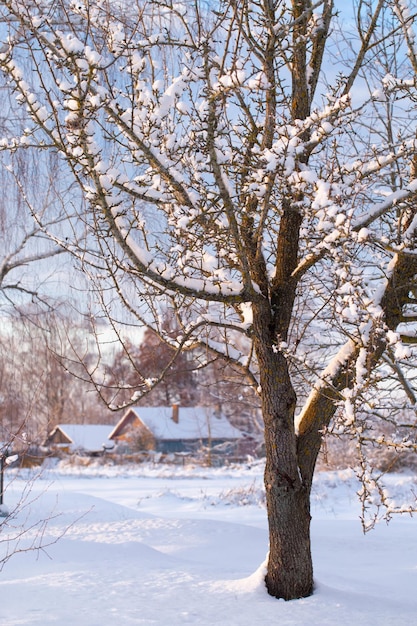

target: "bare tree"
[103,318,199,407]
[0,146,67,310]
[1,0,417,600]
[0,309,115,448]
[0,97,71,451]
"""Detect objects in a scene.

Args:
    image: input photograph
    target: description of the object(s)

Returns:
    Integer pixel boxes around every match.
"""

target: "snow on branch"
[353,179,417,231]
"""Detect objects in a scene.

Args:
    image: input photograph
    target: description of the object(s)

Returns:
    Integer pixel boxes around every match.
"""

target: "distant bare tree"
[0,310,115,447]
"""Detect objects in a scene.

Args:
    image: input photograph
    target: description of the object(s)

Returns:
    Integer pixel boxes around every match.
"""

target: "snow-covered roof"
[115,407,243,441]
[142,407,243,440]
[51,424,114,452]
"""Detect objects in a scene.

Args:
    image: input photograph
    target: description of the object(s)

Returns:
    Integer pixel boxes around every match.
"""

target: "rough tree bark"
[255,303,313,598]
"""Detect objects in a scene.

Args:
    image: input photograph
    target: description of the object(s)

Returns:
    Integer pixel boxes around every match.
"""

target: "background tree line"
[0,308,262,446]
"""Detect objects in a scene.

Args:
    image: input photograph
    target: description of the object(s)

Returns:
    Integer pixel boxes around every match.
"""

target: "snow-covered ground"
[0,460,416,625]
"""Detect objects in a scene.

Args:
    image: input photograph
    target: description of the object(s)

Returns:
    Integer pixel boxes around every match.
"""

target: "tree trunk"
[262,357,314,599]
[264,467,313,600]
[254,304,314,599]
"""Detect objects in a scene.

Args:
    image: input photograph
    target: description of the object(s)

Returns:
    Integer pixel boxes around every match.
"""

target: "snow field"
[0,462,415,625]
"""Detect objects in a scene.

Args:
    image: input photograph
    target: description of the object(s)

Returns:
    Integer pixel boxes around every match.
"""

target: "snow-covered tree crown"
[1,2,417,515]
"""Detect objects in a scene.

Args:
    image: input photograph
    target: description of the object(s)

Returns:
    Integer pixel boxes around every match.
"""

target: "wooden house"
[108,405,243,454]
[45,424,115,455]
